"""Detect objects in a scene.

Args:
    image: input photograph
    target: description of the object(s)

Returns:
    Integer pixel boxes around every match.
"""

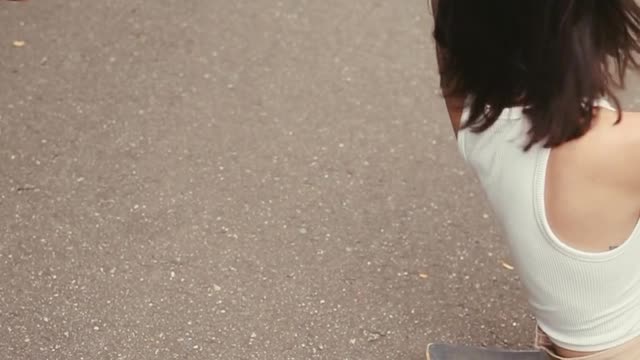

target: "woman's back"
[457,101,640,355]
[432,0,640,356]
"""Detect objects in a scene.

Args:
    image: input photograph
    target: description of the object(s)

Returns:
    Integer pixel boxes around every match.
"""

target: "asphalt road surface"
[2,1,640,359]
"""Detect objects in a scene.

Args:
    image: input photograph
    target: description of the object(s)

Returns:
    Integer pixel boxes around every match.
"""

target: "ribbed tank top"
[457,99,640,352]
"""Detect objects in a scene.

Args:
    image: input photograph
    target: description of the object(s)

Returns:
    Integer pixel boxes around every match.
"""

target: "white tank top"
[457,99,640,352]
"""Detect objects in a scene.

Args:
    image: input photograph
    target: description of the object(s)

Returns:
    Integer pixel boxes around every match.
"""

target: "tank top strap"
[594,98,616,111]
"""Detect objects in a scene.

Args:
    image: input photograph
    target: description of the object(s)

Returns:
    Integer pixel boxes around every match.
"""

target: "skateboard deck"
[427,343,550,360]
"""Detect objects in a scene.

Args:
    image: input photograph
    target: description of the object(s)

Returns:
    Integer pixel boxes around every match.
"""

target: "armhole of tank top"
[533,148,640,262]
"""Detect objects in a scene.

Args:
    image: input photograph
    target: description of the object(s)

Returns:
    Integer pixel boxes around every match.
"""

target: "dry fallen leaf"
[501,261,515,270]
[13,40,25,47]
[418,273,429,279]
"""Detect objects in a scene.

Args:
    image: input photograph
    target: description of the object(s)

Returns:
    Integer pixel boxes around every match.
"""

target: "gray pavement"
[2,1,639,359]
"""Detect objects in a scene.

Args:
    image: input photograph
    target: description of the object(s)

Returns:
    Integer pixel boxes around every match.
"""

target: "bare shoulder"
[588,109,640,149]
[578,109,640,192]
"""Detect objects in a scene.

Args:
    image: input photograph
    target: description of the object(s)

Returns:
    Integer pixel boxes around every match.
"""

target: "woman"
[431,0,640,358]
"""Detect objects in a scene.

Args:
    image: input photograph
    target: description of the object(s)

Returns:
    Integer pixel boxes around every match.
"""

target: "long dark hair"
[433,0,640,149]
